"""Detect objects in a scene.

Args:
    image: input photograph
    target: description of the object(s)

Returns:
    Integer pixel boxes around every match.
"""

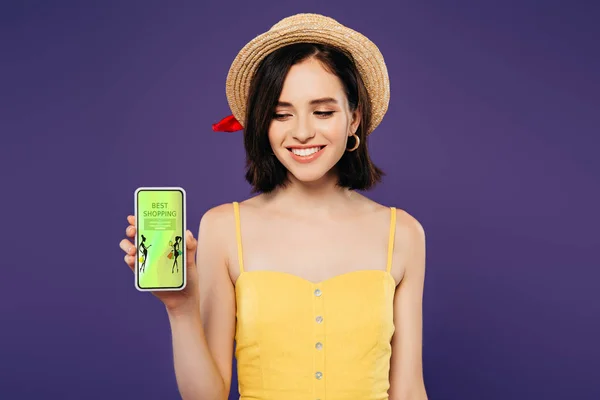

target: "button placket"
[313,283,326,398]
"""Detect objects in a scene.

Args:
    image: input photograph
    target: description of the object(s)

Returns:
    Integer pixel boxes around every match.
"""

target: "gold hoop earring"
[347,133,360,152]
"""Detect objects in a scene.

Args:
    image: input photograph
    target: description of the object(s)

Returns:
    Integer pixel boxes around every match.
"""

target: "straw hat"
[214,13,390,135]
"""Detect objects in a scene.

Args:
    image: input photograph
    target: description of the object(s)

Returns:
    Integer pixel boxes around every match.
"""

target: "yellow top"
[233,202,397,400]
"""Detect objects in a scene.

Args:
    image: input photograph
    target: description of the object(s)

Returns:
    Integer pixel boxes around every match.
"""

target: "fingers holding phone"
[121,219,136,271]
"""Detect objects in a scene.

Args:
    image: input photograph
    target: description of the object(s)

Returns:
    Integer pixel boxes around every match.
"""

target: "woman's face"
[268,57,360,185]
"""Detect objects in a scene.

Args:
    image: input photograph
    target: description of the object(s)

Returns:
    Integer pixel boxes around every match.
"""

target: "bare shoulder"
[360,195,425,284]
[351,193,424,235]
[393,208,426,282]
[394,208,425,242]
[198,201,258,282]
[200,203,244,236]
[196,203,237,262]
[199,203,236,235]
[198,196,268,240]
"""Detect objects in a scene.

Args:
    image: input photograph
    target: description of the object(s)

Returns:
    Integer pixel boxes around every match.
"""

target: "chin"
[275,147,341,185]
[289,169,331,184]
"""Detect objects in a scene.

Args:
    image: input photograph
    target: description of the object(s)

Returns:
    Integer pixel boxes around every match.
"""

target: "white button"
[314,289,322,297]
[315,316,323,323]
[315,342,323,350]
[315,371,323,379]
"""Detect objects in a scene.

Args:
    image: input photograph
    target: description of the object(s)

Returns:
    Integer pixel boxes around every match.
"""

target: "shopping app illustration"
[136,189,184,289]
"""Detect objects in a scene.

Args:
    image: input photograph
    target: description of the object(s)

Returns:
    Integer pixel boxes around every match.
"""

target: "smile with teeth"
[289,146,323,157]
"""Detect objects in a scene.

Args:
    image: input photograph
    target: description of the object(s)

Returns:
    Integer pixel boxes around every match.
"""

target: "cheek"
[268,125,285,147]
[323,114,351,139]
[323,123,350,146]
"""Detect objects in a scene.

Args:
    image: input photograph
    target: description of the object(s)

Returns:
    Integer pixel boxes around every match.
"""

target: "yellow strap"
[386,207,397,273]
[233,202,245,274]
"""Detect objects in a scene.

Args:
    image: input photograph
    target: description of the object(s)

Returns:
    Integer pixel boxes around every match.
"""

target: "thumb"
[185,230,197,268]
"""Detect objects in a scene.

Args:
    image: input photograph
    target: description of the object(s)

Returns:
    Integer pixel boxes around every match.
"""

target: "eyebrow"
[277,97,339,107]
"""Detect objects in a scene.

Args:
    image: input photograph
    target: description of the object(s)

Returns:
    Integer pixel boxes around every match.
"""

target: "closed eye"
[273,111,335,120]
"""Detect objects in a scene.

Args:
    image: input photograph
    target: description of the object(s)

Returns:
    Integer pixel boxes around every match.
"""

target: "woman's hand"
[120,215,200,316]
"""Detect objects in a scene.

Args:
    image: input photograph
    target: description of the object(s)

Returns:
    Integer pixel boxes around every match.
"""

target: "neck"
[264,170,358,215]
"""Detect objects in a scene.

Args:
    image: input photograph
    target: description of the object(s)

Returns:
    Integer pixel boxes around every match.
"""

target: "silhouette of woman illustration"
[138,234,152,273]
[169,236,182,273]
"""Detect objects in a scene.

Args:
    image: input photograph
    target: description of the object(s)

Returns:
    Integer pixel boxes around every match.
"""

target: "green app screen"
[137,189,184,289]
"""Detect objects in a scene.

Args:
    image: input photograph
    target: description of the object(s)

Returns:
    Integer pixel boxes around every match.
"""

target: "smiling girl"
[121,13,427,400]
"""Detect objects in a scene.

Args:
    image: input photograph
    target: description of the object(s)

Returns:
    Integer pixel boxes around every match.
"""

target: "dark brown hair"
[243,42,384,193]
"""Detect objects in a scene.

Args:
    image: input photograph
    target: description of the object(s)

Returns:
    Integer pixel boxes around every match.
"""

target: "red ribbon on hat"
[212,114,243,132]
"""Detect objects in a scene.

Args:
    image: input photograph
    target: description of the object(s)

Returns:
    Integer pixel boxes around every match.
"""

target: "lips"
[288,146,323,156]
[286,145,326,164]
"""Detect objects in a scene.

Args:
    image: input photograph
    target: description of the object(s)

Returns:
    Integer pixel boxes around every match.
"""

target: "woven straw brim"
[225,15,390,135]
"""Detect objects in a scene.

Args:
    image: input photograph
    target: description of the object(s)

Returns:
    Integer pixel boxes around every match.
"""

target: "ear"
[349,107,362,135]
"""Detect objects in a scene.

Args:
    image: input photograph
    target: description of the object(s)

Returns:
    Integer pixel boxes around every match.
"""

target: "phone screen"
[134,187,186,291]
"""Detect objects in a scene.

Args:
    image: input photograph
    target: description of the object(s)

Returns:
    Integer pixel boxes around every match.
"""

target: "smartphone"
[134,187,186,291]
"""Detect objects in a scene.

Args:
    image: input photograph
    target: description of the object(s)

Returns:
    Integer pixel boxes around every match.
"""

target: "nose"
[292,115,316,143]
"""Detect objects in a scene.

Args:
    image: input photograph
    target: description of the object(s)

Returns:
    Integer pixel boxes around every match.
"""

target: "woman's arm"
[168,205,237,400]
[388,211,428,400]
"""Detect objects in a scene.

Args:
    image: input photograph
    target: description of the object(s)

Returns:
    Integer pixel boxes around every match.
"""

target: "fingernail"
[129,247,134,253]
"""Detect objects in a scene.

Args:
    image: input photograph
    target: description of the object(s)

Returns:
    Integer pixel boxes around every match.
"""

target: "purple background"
[1,1,599,399]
